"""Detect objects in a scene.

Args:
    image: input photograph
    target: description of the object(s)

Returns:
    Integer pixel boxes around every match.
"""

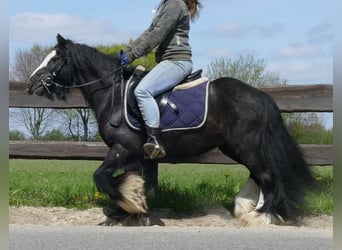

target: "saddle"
[126,65,204,119]
[110,65,210,130]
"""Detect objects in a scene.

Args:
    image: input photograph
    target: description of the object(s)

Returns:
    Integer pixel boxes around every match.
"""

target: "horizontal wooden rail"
[9,82,333,165]
[9,141,333,166]
[9,81,333,112]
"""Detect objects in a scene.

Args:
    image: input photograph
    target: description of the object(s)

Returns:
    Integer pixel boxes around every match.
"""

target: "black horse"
[27,34,314,226]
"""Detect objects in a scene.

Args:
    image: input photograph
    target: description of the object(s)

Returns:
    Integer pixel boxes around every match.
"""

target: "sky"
[9,0,333,127]
[9,0,333,84]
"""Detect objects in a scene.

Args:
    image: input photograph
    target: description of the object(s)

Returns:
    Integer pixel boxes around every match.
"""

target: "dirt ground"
[9,205,333,229]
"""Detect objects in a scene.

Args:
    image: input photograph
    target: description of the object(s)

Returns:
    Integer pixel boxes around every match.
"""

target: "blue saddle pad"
[125,80,210,131]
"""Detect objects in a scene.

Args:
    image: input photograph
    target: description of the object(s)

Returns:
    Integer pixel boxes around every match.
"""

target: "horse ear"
[56,33,67,46]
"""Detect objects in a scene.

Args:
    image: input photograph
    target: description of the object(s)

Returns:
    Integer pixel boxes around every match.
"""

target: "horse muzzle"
[27,73,53,96]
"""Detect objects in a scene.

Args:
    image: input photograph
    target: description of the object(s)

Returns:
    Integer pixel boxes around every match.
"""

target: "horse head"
[27,33,127,101]
[27,34,78,100]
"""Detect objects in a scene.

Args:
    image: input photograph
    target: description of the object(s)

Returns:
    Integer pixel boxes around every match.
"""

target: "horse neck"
[77,70,123,122]
[79,76,116,115]
[70,46,122,118]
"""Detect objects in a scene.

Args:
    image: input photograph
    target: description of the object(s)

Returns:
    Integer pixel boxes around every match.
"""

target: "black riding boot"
[143,126,166,159]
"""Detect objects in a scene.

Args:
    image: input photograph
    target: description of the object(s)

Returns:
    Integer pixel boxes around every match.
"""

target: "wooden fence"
[9,81,334,165]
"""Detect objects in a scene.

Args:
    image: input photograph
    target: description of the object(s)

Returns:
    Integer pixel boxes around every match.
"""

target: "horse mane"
[50,39,122,100]
[65,40,120,77]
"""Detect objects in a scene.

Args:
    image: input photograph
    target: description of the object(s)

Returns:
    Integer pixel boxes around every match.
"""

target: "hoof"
[234,178,260,218]
[100,213,150,226]
[234,197,257,219]
[100,206,150,226]
[239,210,285,226]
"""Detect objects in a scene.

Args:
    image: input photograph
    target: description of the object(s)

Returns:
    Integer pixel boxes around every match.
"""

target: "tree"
[22,108,55,140]
[10,45,55,140]
[57,109,97,141]
[10,45,52,81]
[96,43,157,70]
[206,55,287,87]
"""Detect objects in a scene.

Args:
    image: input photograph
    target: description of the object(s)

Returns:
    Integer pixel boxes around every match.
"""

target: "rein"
[47,63,127,90]
[67,65,126,89]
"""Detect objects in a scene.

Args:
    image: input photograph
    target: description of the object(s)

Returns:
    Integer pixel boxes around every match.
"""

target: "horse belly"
[161,126,221,159]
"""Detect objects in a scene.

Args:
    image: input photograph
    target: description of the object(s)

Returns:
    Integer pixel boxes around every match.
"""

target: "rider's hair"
[184,0,203,21]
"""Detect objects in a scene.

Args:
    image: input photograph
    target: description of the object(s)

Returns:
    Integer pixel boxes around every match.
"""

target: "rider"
[121,0,202,159]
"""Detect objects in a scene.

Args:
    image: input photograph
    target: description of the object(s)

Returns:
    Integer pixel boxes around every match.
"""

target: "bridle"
[39,57,68,94]
[40,55,127,94]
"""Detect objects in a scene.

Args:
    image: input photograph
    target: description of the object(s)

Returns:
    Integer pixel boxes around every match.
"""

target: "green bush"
[40,129,71,141]
[9,130,26,140]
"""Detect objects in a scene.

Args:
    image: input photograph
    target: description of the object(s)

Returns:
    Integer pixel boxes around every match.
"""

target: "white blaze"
[29,50,57,78]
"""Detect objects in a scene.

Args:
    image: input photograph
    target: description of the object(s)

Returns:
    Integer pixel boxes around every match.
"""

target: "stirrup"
[143,142,166,159]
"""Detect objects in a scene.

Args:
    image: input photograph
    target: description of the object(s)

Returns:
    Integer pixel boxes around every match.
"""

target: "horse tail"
[258,92,315,221]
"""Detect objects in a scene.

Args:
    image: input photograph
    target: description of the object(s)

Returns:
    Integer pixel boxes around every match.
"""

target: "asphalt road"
[9,224,333,250]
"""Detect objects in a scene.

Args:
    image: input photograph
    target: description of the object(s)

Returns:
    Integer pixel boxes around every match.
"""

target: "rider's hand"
[120,50,130,66]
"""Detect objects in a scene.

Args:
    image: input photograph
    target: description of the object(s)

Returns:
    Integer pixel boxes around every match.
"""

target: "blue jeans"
[134,60,193,127]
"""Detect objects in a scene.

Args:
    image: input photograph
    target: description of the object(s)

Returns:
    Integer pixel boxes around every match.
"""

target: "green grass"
[151,164,249,213]
[305,166,333,215]
[9,160,333,215]
[9,160,100,208]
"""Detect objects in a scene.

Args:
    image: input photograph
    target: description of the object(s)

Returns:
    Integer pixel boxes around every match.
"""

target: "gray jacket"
[126,0,192,63]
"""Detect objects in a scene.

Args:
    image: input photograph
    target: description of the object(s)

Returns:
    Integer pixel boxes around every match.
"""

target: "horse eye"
[51,56,59,62]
